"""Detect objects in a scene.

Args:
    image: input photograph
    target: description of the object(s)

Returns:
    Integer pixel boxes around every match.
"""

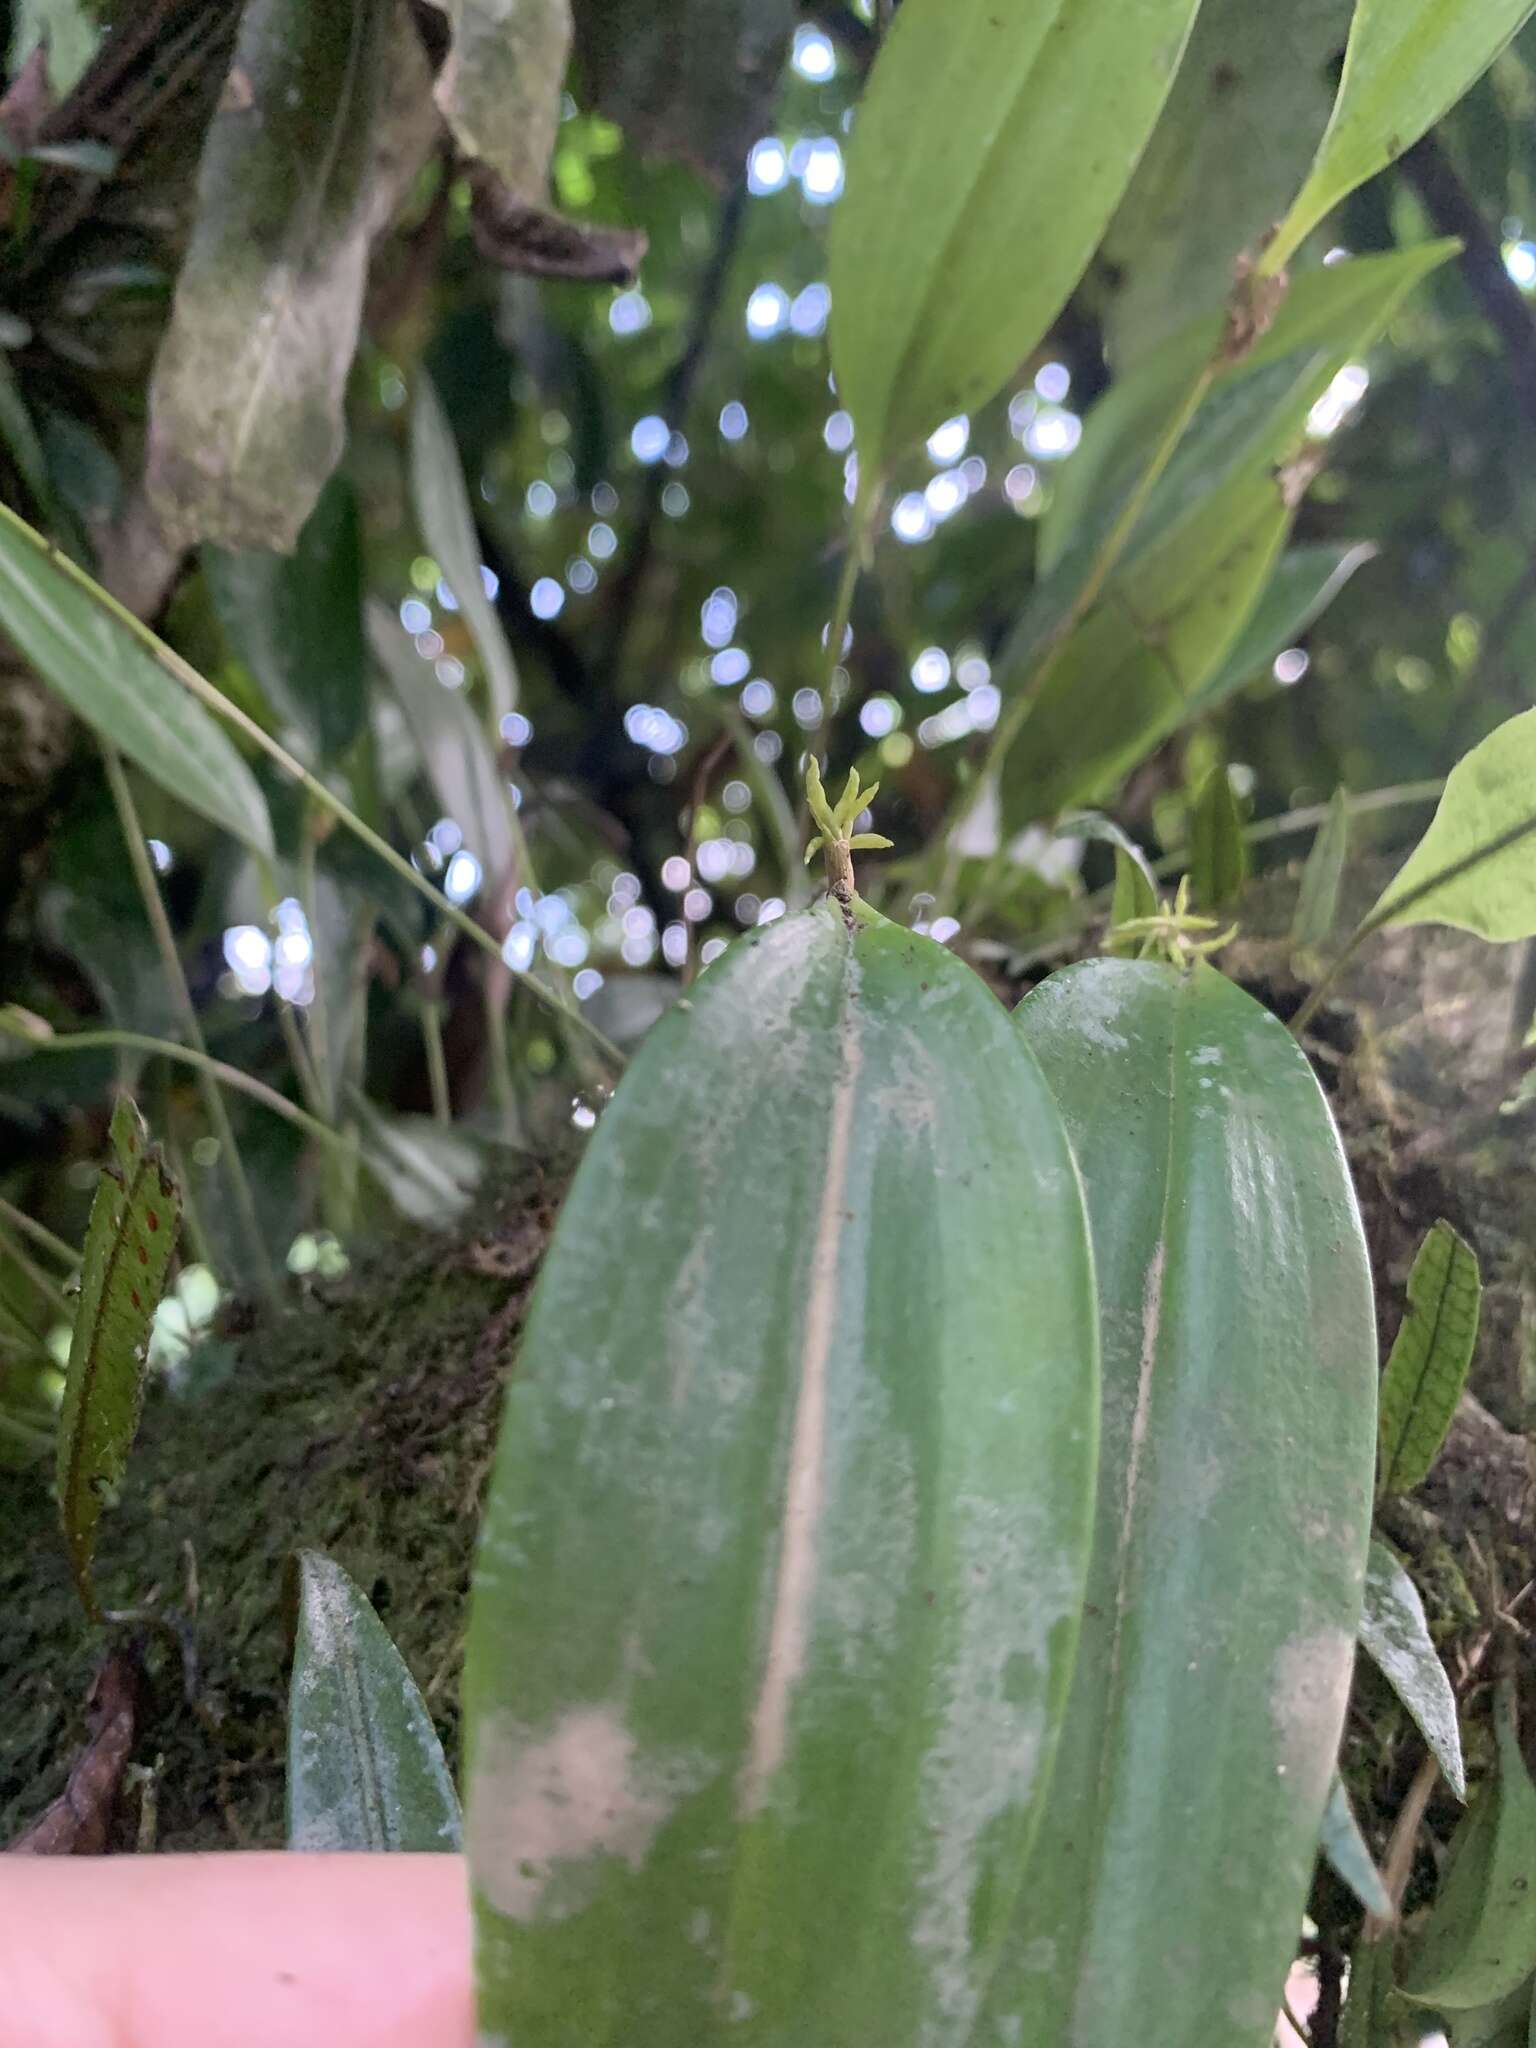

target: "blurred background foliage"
[3,0,1536,1449]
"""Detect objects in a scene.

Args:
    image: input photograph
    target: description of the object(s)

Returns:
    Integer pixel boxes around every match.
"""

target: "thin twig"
[601,173,749,695]
[0,1216,70,1320]
[421,1000,452,1125]
[0,1193,77,1269]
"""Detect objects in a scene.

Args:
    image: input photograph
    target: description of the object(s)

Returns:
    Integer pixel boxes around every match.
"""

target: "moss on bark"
[0,1162,562,1849]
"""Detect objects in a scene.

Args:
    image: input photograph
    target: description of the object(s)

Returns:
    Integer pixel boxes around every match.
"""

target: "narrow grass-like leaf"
[465,900,1098,2046]
[56,1096,181,1618]
[1403,1682,1536,2011]
[205,473,367,766]
[829,0,1200,499]
[1067,813,1160,952]
[1323,1774,1395,1920]
[1265,0,1536,274]
[1372,710,1536,940]
[1189,764,1248,911]
[1378,1221,1481,1498]
[410,372,520,723]
[1108,848,1160,955]
[366,599,519,888]
[996,960,1377,2048]
[1294,786,1352,949]
[0,350,54,518]
[1360,1539,1466,1799]
[0,501,273,856]
[1194,541,1377,713]
[287,1550,461,1852]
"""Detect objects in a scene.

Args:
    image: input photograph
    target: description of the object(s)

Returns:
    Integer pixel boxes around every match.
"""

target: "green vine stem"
[0,1215,71,1321]
[0,1194,78,1269]
[101,744,280,1311]
[1,1018,367,1177]
[0,505,623,1078]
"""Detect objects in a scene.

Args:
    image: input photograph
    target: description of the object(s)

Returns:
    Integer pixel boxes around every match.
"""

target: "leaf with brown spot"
[56,1095,182,1620]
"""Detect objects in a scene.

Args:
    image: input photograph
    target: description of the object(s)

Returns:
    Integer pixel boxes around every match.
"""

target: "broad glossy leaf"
[1267,0,1536,273]
[995,247,1452,826]
[1403,1685,1536,2011]
[571,0,793,180]
[1100,0,1349,357]
[287,1550,462,1852]
[57,1097,181,1616]
[990,959,1376,2048]
[1360,1539,1465,1799]
[205,474,367,766]
[1324,1774,1394,1919]
[424,0,569,201]
[1373,709,1536,940]
[1377,1221,1481,1498]
[1189,764,1248,911]
[829,0,1201,498]
[0,502,273,857]
[367,600,520,888]
[1294,787,1352,950]
[146,0,434,549]
[465,901,1098,2047]
[411,373,520,724]
[1194,541,1378,713]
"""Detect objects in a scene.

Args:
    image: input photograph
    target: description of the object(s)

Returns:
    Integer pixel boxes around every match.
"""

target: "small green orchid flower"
[1109,875,1236,967]
[803,757,893,908]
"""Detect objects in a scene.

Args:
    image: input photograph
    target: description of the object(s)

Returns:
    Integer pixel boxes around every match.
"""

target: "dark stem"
[599,173,749,694]
[1310,1941,1343,2048]
[1399,133,1536,435]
